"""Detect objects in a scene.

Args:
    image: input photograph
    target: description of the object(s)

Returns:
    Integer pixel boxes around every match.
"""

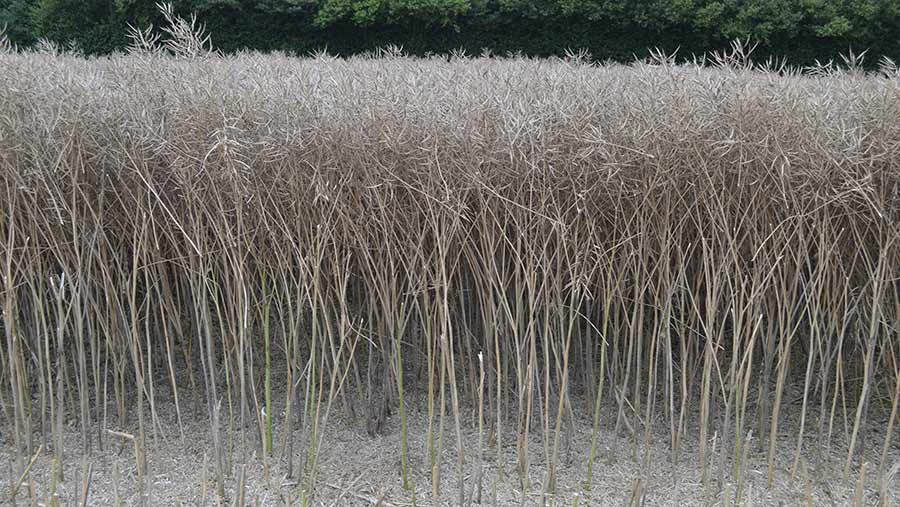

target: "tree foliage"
[314,0,472,26]
[0,0,898,62]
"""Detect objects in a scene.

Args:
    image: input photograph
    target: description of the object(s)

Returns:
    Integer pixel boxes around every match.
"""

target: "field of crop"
[1,18,900,506]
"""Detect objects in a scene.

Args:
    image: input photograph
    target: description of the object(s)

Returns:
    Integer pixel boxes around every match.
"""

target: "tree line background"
[2,1,900,64]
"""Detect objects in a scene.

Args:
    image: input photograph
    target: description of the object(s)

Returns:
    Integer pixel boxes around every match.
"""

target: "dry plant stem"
[475,352,486,505]
[80,458,93,507]
[7,444,41,503]
[852,462,867,507]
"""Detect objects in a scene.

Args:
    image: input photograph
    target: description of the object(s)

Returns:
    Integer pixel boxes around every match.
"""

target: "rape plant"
[1,19,900,504]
